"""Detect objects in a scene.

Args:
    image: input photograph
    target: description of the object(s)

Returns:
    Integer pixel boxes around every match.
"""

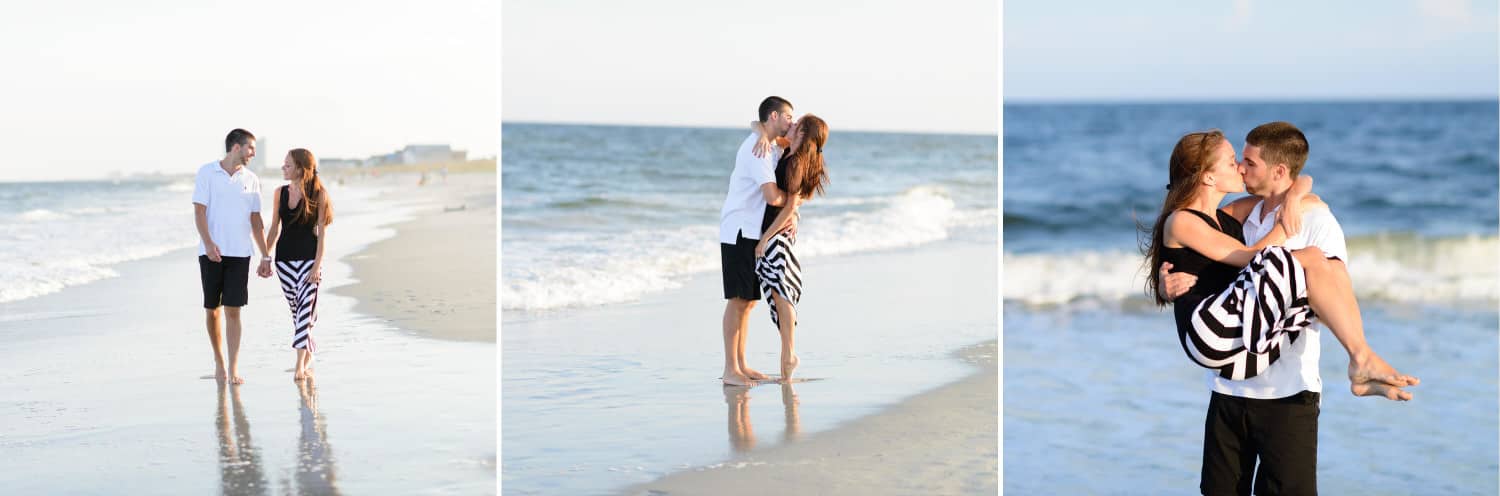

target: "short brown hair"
[1245,121,1308,178]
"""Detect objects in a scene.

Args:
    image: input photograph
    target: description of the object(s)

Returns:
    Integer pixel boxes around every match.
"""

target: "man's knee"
[727,298,755,312]
[224,307,242,320]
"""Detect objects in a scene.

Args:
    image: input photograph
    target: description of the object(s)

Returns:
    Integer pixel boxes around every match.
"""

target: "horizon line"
[1004,95,1500,105]
[500,119,999,137]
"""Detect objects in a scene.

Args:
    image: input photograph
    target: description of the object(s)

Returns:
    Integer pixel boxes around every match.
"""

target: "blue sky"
[1005,0,1499,101]
[503,0,999,135]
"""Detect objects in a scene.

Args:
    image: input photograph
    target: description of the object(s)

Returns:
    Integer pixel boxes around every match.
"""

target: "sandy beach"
[0,169,497,494]
[335,168,497,342]
[626,340,998,496]
[502,238,998,495]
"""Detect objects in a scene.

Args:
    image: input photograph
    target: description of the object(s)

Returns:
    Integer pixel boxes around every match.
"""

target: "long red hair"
[288,148,333,227]
[1141,130,1225,305]
[785,115,829,199]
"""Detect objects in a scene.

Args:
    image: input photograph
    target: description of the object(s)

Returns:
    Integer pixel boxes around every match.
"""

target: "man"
[719,96,796,386]
[1162,122,1418,495]
[193,128,272,384]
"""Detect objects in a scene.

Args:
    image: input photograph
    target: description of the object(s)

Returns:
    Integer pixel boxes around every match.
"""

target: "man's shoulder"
[196,161,219,175]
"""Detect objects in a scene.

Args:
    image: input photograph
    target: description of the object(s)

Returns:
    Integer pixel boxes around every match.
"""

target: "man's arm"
[195,203,220,262]
[250,212,268,260]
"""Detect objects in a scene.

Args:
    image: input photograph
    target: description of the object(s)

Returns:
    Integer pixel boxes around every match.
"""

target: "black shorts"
[1201,390,1320,496]
[720,231,761,300]
[199,255,251,309]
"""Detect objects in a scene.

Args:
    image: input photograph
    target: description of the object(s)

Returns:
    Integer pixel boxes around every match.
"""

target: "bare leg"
[206,308,226,383]
[738,300,766,380]
[225,306,245,385]
[771,293,799,381]
[293,350,307,381]
[721,299,753,386]
[1292,248,1419,400]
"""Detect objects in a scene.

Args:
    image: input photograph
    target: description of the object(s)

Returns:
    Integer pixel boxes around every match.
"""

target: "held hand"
[206,242,222,263]
[257,260,272,278]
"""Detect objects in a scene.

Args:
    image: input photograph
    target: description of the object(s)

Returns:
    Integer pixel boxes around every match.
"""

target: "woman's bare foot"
[780,353,799,382]
[1348,352,1418,401]
[743,367,769,381]
[294,369,307,381]
[215,368,227,383]
[722,369,754,387]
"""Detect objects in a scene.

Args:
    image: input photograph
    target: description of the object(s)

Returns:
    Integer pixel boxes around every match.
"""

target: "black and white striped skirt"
[276,259,320,355]
[755,231,803,328]
[1176,246,1318,380]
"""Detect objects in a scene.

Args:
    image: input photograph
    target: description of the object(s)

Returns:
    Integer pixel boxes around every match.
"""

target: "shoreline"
[625,340,998,496]
[333,172,497,342]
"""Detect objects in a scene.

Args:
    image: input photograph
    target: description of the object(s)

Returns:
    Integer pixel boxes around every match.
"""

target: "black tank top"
[760,152,792,234]
[276,186,319,261]
[1161,209,1244,301]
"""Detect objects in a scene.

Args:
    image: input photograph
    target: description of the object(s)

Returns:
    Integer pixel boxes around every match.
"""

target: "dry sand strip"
[335,173,497,342]
[627,340,999,496]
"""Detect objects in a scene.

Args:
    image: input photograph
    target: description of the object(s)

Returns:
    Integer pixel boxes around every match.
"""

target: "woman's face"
[1207,140,1244,193]
[282,154,300,181]
[789,119,805,146]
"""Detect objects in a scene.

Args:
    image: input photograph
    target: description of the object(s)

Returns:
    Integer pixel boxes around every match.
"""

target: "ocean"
[500,123,998,494]
[1002,100,1500,494]
[501,123,997,312]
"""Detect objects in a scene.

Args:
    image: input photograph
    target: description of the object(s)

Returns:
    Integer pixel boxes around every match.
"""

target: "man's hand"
[1160,262,1198,301]
[780,214,799,243]
[205,242,222,263]
[257,260,272,278]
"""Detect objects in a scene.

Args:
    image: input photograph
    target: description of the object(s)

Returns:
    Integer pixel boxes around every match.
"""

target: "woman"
[263,148,334,381]
[751,115,829,382]
[1144,130,1414,398]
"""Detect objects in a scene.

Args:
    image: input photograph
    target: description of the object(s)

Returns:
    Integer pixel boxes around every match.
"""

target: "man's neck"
[219,157,241,175]
[1257,181,1294,221]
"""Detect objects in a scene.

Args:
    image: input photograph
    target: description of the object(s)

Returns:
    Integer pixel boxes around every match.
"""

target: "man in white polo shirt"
[193,128,271,385]
[1164,122,1418,495]
[719,96,796,386]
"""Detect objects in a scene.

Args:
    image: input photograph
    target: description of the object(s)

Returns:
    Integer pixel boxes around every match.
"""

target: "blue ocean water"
[501,123,997,312]
[1002,101,1500,494]
[0,178,200,303]
[501,123,998,494]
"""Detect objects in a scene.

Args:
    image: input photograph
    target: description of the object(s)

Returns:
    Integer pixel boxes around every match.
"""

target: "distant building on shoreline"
[313,144,468,170]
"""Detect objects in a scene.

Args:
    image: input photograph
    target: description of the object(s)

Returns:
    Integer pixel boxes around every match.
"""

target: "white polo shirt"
[1208,200,1348,399]
[718,133,782,244]
[192,161,262,258]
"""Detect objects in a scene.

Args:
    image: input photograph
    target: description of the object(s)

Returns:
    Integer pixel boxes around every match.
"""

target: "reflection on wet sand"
[724,382,804,452]
[285,377,340,495]
[217,384,269,495]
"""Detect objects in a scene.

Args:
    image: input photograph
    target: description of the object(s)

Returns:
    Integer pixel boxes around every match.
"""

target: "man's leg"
[722,298,754,386]
[205,308,226,383]
[225,306,244,385]
[738,299,765,380]
[1202,392,1257,496]
[1250,391,1319,496]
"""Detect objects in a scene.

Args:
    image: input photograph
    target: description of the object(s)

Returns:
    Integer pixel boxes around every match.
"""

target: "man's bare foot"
[743,367,769,381]
[779,353,799,382]
[1348,352,1418,401]
[722,369,754,387]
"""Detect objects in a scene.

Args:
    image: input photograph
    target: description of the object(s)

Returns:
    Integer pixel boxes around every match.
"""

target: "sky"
[502,0,1000,136]
[1005,0,1500,102]
[0,0,496,182]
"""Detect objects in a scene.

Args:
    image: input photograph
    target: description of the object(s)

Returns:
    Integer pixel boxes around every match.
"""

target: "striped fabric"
[276,259,319,355]
[755,231,803,328]
[1181,246,1317,380]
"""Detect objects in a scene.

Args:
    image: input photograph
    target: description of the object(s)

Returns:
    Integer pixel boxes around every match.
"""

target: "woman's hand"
[753,132,773,158]
[309,263,322,285]
[1277,197,1303,237]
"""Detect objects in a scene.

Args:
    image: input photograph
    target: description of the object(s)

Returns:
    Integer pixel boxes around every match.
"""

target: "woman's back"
[1162,209,1244,302]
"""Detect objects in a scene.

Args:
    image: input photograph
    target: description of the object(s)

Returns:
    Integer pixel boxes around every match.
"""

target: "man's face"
[234,139,258,166]
[1240,144,1276,196]
[773,106,794,136]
